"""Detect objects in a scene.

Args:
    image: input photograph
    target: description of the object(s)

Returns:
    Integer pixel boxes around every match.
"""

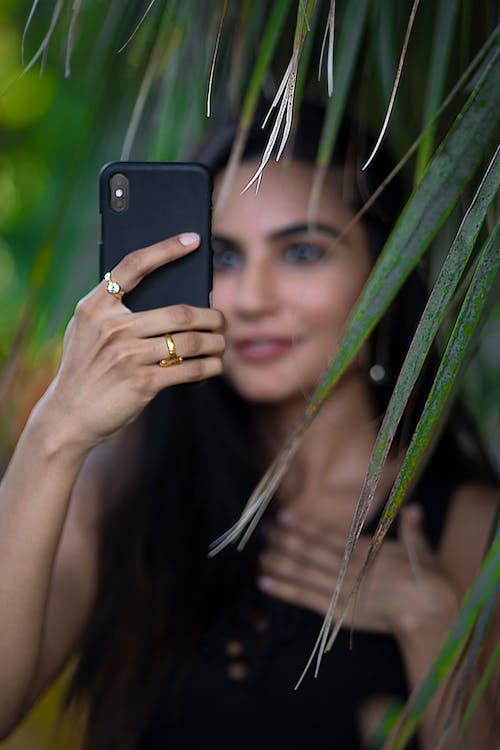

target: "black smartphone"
[99,161,212,312]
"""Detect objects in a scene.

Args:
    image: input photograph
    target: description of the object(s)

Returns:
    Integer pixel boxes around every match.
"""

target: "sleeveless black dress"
[139,471,460,750]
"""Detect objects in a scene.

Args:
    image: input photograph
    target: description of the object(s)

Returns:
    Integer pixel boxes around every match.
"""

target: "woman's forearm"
[394,606,499,749]
[0,394,90,731]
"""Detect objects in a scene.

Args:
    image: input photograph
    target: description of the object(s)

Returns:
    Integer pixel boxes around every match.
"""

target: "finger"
[260,548,338,593]
[103,233,201,294]
[264,535,369,602]
[143,331,225,364]
[399,505,429,550]
[399,504,431,571]
[146,355,224,390]
[257,574,330,617]
[275,510,348,552]
[131,304,226,337]
[266,526,341,573]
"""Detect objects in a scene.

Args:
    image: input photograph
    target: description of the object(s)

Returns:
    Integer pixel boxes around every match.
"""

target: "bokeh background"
[1,1,498,747]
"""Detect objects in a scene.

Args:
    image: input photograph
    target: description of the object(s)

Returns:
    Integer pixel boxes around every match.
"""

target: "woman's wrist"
[393,584,459,646]
[26,388,96,463]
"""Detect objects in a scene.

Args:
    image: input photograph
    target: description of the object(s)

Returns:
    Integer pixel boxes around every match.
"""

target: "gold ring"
[104,271,125,299]
[158,332,183,367]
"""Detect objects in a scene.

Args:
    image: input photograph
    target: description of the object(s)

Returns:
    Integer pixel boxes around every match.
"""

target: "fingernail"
[179,232,200,246]
[257,576,272,591]
[277,510,294,525]
[406,504,422,522]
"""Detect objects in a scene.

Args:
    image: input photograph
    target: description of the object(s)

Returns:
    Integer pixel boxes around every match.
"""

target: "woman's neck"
[254,370,393,502]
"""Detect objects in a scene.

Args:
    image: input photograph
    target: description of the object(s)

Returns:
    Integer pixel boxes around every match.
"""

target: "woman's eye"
[283,242,325,264]
[213,248,244,271]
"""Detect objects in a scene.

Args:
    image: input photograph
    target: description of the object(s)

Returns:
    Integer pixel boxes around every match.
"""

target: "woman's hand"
[258,505,459,636]
[36,233,225,451]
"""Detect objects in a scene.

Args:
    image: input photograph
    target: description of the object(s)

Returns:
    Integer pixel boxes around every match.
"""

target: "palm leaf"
[121,29,164,160]
[457,638,500,744]
[20,0,65,78]
[0,1,145,402]
[308,26,499,253]
[116,0,159,54]
[369,515,500,749]
[214,0,293,213]
[3,3,500,746]
[315,0,370,166]
[318,0,335,96]
[209,42,500,557]
[241,0,317,195]
[120,1,186,161]
[293,0,321,115]
[319,221,499,666]
[64,0,84,77]
[206,0,230,118]
[308,0,370,219]
[306,145,499,672]
[383,522,500,750]
[310,47,499,413]
[362,0,421,171]
[371,0,397,103]
[21,0,41,64]
[434,573,500,749]
[414,0,460,181]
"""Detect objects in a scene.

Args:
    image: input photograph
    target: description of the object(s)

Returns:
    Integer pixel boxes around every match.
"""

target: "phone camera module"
[110,173,129,212]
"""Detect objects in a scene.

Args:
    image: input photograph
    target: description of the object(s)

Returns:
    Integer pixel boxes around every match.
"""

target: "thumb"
[399,504,430,560]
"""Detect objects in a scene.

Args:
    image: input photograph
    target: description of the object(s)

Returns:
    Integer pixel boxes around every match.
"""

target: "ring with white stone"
[104,271,125,299]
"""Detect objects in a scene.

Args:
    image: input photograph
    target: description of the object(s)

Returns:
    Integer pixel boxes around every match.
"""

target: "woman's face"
[212,160,373,404]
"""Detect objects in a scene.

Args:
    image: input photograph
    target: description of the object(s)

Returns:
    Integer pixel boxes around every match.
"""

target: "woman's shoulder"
[437,479,498,591]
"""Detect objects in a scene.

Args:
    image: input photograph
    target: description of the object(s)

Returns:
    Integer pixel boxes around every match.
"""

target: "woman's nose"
[234,259,279,318]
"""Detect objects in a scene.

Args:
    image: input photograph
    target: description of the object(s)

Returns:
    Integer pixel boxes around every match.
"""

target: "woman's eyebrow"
[267,222,340,241]
[212,222,340,248]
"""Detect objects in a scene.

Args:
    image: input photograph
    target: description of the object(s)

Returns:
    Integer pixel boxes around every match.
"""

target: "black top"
[139,471,460,750]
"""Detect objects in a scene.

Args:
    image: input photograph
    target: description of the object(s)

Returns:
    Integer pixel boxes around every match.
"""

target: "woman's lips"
[233,339,295,362]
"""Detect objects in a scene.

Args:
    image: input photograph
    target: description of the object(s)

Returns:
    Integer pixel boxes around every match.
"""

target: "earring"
[369,363,386,384]
[369,322,389,385]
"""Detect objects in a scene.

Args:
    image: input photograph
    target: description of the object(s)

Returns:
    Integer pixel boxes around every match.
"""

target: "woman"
[0,104,498,749]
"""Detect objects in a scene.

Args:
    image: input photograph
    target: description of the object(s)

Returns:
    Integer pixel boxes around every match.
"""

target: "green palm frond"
[384,521,500,750]
[215,0,293,212]
[308,0,370,218]
[361,0,421,171]
[1,4,499,746]
[209,45,500,557]
[414,0,460,181]
[320,221,499,655]
[240,0,317,195]
[308,146,500,670]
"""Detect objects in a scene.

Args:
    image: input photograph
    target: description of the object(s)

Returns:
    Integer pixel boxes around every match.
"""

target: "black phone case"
[99,161,212,312]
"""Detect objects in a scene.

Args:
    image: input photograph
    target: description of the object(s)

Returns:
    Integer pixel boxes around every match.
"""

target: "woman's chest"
[277,470,397,537]
[147,598,410,750]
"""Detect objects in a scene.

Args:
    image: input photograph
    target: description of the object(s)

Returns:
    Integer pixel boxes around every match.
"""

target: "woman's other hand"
[35,233,225,452]
[258,505,459,636]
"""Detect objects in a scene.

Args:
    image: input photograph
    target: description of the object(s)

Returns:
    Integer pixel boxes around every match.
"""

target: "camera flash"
[109,172,128,212]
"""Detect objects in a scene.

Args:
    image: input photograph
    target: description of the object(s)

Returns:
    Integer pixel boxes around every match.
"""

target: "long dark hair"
[64,100,496,748]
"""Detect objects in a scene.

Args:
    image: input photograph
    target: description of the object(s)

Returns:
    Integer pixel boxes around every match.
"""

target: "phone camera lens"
[109,172,129,212]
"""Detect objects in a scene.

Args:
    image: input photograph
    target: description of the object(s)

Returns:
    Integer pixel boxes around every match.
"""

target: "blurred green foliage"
[0,3,497,465]
[0,2,498,745]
